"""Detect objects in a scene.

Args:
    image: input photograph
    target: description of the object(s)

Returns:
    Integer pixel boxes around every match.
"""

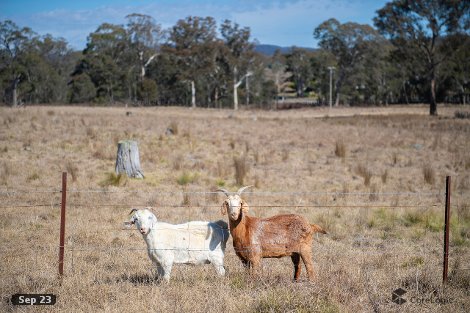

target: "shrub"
[27,172,40,181]
[381,169,388,184]
[392,152,398,166]
[454,111,470,119]
[334,140,346,159]
[234,155,249,185]
[168,121,179,135]
[355,164,372,186]
[281,149,289,161]
[66,161,79,182]
[402,210,423,227]
[99,172,128,187]
[215,179,226,187]
[182,192,191,206]
[177,171,197,185]
[0,162,12,185]
[423,163,435,185]
[172,155,184,170]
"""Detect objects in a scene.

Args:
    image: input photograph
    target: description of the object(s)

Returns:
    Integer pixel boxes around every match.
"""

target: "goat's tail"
[311,224,327,234]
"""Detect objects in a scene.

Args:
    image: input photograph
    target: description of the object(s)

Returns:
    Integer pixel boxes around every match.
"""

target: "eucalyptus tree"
[1,20,74,105]
[126,14,163,104]
[308,49,336,105]
[220,20,254,109]
[285,47,313,97]
[71,23,129,103]
[439,33,470,104]
[0,20,36,106]
[168,16,218,107]
[314,18,383,106]
[126,14,163,82]
[264,49,291,108]
[34,35,75,103]
[374,0,470,115]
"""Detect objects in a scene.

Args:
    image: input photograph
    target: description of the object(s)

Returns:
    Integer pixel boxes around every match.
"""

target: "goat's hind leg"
[291,253,302,281]
[299,248,315,281]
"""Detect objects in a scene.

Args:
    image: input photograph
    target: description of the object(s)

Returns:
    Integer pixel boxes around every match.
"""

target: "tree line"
[1,1,469,115]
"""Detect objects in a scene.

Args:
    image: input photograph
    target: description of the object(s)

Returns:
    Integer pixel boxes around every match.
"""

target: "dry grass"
[355,164,373,186]
[334,139,346,159]
[0,105,469,312]
[423,163,436,185]
[233,155,249,186]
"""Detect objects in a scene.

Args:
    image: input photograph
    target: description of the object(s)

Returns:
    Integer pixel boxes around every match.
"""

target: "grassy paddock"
[0,105,469,312]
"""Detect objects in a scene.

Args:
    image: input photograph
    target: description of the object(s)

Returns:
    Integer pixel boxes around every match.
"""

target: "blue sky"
[0,0,388,50]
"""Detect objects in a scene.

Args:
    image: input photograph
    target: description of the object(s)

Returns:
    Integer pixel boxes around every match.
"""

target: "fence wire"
[1,187,468,283]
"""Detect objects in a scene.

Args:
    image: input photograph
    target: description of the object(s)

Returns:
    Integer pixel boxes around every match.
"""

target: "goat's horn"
[237,185,253,195]
[216,188,230,197]
[129,208,138,215]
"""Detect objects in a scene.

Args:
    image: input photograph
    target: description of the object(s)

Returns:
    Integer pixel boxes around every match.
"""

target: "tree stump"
[115,140,144,179]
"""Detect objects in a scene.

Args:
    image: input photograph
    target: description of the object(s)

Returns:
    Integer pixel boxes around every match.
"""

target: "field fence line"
[0,203,443,209]
[0,186,446,209]
[0,188,444,196]
[2,178,466,284]
[66,203,442,208]
[1,246,463,261]
[0,204,61,208]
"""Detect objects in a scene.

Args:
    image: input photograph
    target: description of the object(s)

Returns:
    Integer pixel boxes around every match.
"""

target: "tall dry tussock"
[234,155,249,185]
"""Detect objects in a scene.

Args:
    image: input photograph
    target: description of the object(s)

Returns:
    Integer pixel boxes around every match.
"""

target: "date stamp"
[11,294,56,305]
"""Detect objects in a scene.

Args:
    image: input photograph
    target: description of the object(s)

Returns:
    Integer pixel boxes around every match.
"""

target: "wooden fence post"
[59,172,67,276]
[443,176,451,284]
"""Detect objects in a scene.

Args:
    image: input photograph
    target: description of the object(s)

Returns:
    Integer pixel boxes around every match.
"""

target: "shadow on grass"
[115,273,161,286]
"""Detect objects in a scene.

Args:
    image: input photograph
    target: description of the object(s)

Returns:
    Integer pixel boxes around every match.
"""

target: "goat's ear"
[221,201,228,215]
[241,199,249,214]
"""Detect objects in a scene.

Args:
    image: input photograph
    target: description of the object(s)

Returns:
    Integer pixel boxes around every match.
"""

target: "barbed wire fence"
[0,173,469,284]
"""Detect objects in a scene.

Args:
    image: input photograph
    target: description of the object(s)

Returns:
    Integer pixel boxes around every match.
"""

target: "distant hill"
[254,44,316,56]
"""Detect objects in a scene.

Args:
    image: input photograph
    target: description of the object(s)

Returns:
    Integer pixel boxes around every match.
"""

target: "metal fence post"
[443,176,451,284]
[59,172,67,276]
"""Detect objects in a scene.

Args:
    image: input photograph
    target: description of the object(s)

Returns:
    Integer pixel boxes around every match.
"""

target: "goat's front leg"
[162,264,172,282]
[210,254,226,276]
[241,258,250,268]
[158,259,173,282]
[154,252,173,282]
[248,256,262,278]
[153,262,165,281]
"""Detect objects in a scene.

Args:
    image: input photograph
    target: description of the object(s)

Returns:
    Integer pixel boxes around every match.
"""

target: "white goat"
[126,208,229,282]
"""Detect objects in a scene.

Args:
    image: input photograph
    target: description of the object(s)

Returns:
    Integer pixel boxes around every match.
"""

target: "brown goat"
[218,186,326,281]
